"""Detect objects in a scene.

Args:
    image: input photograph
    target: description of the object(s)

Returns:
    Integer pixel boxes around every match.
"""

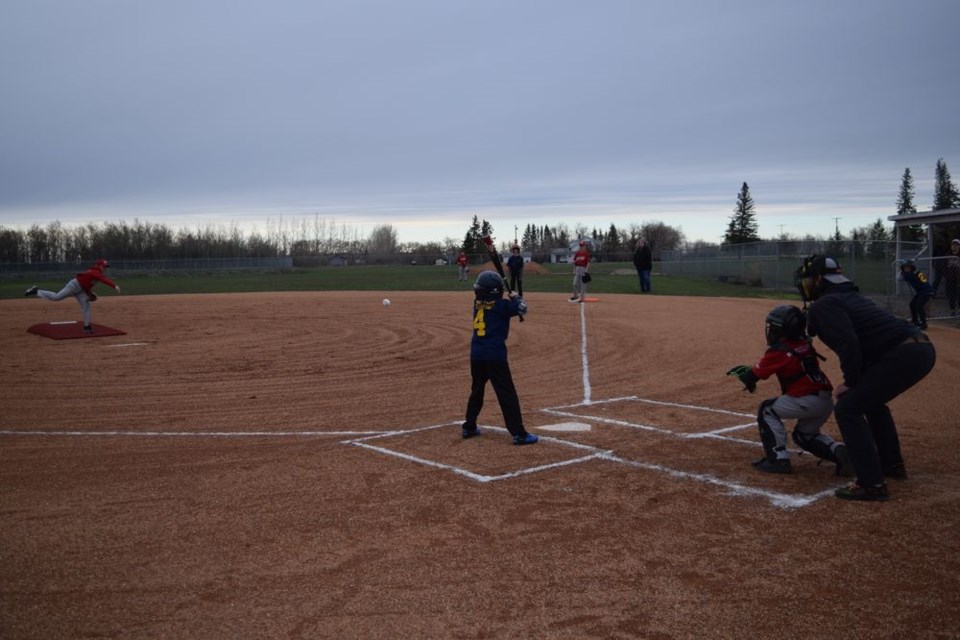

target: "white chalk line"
[106,342,149,348]
[579,300,592,404]
[1,402,837,509]
[0,430,398,438]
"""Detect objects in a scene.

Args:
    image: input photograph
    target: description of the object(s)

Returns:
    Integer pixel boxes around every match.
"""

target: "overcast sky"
[1,0,958,245]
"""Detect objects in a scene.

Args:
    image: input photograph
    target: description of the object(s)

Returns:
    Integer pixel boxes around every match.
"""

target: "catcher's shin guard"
[756,398,784,461]
[792,430,836,462]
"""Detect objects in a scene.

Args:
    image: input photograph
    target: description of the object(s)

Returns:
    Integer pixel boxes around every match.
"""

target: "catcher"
[727,304,852,476]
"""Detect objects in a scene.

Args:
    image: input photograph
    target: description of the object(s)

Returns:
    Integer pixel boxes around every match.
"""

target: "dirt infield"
[2,291,959,639]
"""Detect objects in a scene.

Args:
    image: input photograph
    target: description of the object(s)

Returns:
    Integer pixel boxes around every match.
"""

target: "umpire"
[795,255,936,501]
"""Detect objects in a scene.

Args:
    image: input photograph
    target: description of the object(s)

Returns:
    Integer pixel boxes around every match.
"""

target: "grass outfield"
[0,261,795,300]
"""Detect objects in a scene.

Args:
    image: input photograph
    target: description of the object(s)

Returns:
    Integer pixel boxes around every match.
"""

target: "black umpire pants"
[464,359,525,437]
[834,337,936,487]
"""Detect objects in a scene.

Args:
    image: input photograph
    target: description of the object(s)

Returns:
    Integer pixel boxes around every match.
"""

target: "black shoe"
[462,425,479,439]
[833,445,855,477]
[882,463,908,480]
[835,482,889,501]
[82,325,94,334]
[752,457,792,474]
[25,286,38,297]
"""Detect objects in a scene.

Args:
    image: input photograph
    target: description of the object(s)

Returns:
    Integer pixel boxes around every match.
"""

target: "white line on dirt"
[579,301,592,405]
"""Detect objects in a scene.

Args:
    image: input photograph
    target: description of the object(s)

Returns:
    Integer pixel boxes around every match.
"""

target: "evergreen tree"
[933,158,960,210]
[461,215,483,255]
[896,167,923,241]
[897,168,917,215]
[724,182,760,244]
[605,223,622,252]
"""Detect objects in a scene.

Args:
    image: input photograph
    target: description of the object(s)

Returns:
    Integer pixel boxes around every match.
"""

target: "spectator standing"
[945,239,960,316]
[506,245,525,297]
[632,239,652,293]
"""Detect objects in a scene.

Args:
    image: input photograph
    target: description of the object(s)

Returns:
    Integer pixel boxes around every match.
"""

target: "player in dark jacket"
[462,271,537,445]
[506,246,525,297]
[899,260,933,329]
[25,258,121,334]
[632,239,653,293]
[727,305,852,476]
[795,255,936,501]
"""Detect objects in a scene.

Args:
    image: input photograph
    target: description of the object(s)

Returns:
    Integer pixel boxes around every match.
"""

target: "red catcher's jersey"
[752,338,832,397]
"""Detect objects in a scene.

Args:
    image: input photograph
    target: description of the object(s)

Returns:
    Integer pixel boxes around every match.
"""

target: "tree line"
[3,157,955,265]
[724,157,960,248]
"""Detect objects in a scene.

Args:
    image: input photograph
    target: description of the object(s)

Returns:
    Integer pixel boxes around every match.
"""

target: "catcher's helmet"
[765,305,806,346]
[474,271,505,300]
[900,259,915,271]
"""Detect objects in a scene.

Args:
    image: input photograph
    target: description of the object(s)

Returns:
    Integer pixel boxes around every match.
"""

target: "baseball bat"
[481,235,523,322]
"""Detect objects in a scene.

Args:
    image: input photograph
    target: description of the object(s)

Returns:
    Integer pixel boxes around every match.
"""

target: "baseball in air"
[382,298,391,307]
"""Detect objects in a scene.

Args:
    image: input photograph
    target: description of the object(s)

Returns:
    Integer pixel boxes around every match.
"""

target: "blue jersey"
[470,297,522,360]
[902,269,933,294]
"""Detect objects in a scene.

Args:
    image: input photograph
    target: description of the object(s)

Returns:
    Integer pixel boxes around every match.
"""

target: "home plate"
[536,422,592,432]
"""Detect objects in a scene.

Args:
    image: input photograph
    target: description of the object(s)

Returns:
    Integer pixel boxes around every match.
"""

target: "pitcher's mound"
[28,321,127,340]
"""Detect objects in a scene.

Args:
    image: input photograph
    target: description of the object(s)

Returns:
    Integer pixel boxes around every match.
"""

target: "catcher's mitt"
[726,364,758,393]
[88,292,98,302]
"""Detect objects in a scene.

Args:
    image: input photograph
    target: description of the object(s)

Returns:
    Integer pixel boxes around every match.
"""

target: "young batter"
[462,271,537,445]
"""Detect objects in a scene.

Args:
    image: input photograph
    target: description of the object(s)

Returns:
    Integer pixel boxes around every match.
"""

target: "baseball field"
[2,288,959,638]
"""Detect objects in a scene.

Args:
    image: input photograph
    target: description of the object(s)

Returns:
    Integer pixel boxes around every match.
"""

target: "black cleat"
[752,457,792,474]
[835,482,889,501]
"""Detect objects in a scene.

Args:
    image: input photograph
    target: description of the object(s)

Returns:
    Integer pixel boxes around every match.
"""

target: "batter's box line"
[0,429,405,438]
[542,396,758,441]
[597,452,835,509]
[342,421,613,483]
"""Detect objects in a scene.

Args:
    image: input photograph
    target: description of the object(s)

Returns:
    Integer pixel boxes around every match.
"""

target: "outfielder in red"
[26,258,121,334]
[727,305,852,476]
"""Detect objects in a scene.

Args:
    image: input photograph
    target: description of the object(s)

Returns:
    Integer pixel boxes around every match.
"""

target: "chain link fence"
[661,239,957,321]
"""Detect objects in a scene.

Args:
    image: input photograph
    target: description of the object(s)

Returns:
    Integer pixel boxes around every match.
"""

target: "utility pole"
[514,225,518,247]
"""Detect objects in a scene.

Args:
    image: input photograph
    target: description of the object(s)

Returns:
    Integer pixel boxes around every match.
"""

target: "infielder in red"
[570,240,590,302]
[26,258,121,334]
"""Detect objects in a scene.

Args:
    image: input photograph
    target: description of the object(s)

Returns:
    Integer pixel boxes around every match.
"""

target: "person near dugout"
[632,238,652,293]
[25,258,121,334]
[727,304,853,477]
[795,255,936,501]
[461,271,537,445]
[898,260,933,329]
